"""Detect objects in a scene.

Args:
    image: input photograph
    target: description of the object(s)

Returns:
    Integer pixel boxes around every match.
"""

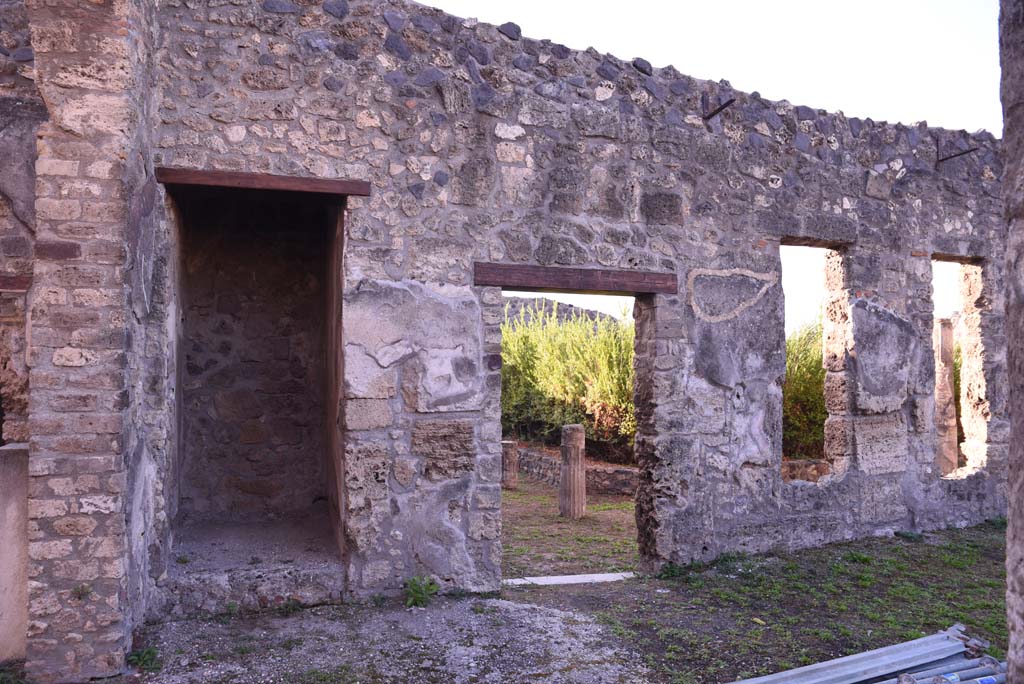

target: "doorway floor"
[154,504,343,619]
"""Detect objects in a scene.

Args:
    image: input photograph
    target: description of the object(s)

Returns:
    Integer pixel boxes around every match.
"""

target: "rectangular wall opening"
[931,257,989,477]
[780,243,849,483]
[498,291,640,578]
[169,186,344,582]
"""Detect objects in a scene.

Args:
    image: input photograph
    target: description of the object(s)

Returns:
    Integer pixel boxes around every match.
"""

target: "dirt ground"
[0,518,1007,684]
[510,520,1008,682]
[502,477,638,577]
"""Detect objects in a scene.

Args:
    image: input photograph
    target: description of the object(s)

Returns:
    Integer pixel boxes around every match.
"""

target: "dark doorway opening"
[168,185,345,594]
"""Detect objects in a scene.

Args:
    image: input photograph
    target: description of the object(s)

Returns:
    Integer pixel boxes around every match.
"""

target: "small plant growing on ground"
[279,598,303,616]
[127,647,162,673]
[404,575,439,607]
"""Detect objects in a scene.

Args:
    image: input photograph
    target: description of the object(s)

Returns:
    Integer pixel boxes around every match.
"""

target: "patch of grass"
[404,576,439,608]
[296,665,376,684]
[502,478,637,577]
[842,550,873,565]
[70,584,91,600]
[127,647,162,674]
[515,521,1008,684]
[471,602,498,615]
[590,501,635,513]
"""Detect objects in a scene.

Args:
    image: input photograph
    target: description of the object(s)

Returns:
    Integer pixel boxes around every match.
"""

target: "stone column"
[559,425,586,520]
[1000,1,1024,677]
[23,0,153,677]
[933,318,959,475]
[501,440,519,490]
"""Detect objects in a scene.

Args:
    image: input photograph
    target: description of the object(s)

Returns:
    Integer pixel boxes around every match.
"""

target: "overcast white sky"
[459,0,1002,326]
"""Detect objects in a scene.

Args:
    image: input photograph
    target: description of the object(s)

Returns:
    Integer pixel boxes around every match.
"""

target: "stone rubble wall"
[780,459,831,483]
[516,446,638,497]
[1000,0,1024,678]
[0,0,35,102]
[0,5,44,447]
[7,0,1012,679]
[149,0,1007,590]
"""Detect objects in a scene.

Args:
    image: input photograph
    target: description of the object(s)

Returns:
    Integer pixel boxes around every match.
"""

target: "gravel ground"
[136,597,651,684]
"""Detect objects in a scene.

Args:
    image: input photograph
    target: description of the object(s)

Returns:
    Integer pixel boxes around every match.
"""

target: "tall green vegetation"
[953,343,965,448]
[500,302,636,461]
[501,303,836,464]
[782,320,828,461]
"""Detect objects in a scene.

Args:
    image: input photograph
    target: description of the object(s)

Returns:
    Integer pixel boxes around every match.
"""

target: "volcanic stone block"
[412,420,476,480]
[850,299,915,414]
[854,413,908,475]
[859,476,907,524]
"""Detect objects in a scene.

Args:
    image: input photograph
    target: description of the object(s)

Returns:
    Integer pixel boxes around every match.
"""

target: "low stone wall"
[0,442,27,663]
[516,446,638,497]
[781,459,831,483]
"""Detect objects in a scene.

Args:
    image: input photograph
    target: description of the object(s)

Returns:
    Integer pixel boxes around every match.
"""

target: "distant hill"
[502,296,615,324]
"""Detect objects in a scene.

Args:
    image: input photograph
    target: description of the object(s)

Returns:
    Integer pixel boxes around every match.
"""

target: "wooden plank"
[0,275,32,292]
[473,262,677,295]
[155,167,372,197]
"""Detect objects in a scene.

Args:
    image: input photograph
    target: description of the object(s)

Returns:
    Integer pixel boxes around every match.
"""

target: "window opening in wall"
[780,244,847,483]
[931,257,988,477]
[498,290,640,578]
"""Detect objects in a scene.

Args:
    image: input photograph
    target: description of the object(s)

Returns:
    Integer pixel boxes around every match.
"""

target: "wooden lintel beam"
[155,167,372,197]
[473,262,677,295]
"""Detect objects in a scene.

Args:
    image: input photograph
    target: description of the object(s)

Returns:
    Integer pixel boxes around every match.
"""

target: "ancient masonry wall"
[0,0,42,447]
[151,0,1006,580]
[19,0,170,678]
[515,445,639,497]
[7,0,1012,679]
[1000,0,1024,677]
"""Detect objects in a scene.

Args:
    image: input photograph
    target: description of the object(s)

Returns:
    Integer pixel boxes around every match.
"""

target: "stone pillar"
[559,425,586,520]
[933,318,959,475]
[501,440,519,490]
[23,0,152,677]
[0,443,28,664]
[1001,1,1024,678]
